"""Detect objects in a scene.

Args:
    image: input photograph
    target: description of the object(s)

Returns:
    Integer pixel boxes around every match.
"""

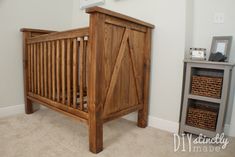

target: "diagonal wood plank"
[103,29,130,115]
[128,34,141,103]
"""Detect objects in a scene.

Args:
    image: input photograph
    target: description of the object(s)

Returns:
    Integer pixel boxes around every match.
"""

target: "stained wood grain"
[22,32,33,114]
[37,43,40,95]
[43,42,48,98]
[67,39,71,106]
[28,28,89,44]
[52,41,56,100]
[27,45,31,92]
[56,40,61,102]
[30,44,34,93]
[48,42,52,99]
[21,28,55,34]
[73,38,78,108]
[33,44,37,94]
[79,38,84,110]
[61,40,66,104]
[88,13,105,154]
[86,7,154,28]
[28,93,89,121]
[138,28,152,128]
[103,29,130,115]
[40,43,44,96]
[21,7,154,154]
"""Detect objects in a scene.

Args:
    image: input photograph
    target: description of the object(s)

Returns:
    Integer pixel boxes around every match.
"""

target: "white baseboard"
[123,112,179,133]
[0,104,24,118]
[123,113,234,137]
[148,116,179,133]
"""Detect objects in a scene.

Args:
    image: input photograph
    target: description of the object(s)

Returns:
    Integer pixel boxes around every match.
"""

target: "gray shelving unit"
[180,60,235,137]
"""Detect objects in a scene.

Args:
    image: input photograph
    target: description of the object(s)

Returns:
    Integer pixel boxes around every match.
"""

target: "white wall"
[192,0,235,61]
[0,0,73,107]
[185,0,194,56]
[192,0,235,125]
[72,0,187,123]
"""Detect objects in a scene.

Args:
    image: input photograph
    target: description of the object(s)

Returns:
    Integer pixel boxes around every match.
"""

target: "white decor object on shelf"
[80,0,105,9]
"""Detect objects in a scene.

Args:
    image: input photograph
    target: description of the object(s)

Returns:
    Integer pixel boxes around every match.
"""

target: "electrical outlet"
[214,13,225,24]
[80,0,105,9]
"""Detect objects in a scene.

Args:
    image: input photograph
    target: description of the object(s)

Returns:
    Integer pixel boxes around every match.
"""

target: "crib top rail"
[20,28,56,34]
[86,7,155,29]
[21,28,56,38]
[26,27,89,44]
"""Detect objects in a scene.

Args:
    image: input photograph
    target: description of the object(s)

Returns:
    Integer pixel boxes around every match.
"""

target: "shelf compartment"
[186,99,219,131]
[188,94,221,103]
[184,125,217,138]
[191,75,223,99]
[191,67,224,77]
[190,67,224,99]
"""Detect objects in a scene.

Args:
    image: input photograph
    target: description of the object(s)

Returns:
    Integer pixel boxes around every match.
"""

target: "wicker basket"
[186,104,218,131]
[191,75,223,98]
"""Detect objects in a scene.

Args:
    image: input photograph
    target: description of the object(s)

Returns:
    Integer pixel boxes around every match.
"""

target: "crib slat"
[27,44,31,92]
[44,42,48,97]
[67,39,71,106]
[79,38,84,110]
[61,40,66,104]
[48,42,52,99]
[40,43,44,96]
[84,39,88,94]
[52,41,56,101]
[33,44,37,93]
[73,39,78,108]
[56,40,61,102]
[30,44,34,93]
[37,43,40,95]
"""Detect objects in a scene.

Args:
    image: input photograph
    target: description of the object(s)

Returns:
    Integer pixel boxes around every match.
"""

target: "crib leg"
[25,99,33,114]
[89,105,103,153]
[137,107,148,128]
[89,122,103,153]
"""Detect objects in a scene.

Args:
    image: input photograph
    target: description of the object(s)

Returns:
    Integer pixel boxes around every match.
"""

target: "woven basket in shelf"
[191,75,223,98]
[186,105,218,131]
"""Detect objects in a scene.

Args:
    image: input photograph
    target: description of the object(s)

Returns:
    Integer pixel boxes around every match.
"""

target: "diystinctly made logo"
[174,133,229,153]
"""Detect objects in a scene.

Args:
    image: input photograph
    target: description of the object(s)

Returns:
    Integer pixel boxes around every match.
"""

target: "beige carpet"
[0,108,234,157]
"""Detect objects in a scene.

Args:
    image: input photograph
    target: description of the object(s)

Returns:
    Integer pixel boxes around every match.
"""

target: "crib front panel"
[102,25,145,116]
[25,28,89,121]
[87,10,153,122]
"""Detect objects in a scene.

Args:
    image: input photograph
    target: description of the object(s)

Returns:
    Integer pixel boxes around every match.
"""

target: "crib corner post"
[21,30,33,114]
[138,108,148,128]
[25,99,33,114]
[137,102,149,128]
[137,28,152,128]
[87,11,105,154]
[89,104,103,153]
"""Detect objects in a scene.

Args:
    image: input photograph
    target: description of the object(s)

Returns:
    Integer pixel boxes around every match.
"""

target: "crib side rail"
[21,28,89,121]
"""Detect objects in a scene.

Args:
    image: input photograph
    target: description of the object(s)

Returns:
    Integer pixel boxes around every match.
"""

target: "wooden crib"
[21,7,154,153]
